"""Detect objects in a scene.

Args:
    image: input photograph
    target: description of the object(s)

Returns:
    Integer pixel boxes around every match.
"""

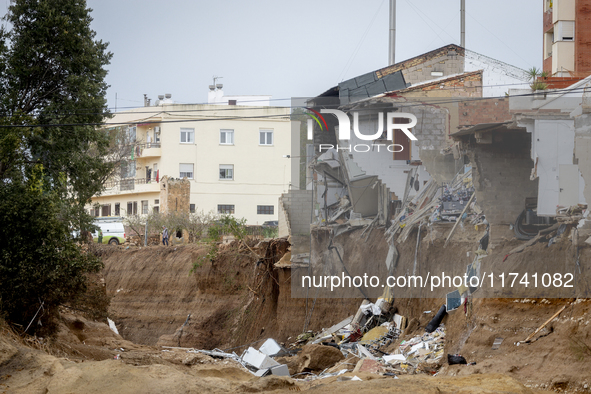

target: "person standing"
[98,228,103,244]
[162,225,169,246]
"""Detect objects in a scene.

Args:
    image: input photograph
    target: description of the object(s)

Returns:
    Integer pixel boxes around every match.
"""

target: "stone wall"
[160,176,190,214]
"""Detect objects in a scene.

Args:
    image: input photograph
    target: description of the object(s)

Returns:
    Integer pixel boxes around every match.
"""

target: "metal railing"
[137,142,161,149]
[104,177,160,191]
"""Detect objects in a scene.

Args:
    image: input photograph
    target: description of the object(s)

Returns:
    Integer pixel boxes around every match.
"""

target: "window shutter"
[557,21,574,41]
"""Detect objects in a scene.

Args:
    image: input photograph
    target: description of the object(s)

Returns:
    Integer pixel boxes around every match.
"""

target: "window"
[259,130,273,146]
[220,129,234,145]
[127,201,137,216]
[93,206,99,217]
[180,163,194,179]
[180,128,195,143]
[219,164,234,180]
[257,205,274,215]
[154,199,159,205]
[101,204,111,217]
[115,203,120,216]
[218,204,235,214]
[556,21,574,41]
[190,204,196,213]
[141,200,148,215]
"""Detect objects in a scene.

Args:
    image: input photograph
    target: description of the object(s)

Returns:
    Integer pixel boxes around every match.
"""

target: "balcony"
[102,177,160,196]
[137,143,161,158]
[543,9,553,33]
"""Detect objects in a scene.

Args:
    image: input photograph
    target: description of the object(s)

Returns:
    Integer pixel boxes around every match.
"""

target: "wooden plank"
[443,192,476,248]
[522,305,567,343]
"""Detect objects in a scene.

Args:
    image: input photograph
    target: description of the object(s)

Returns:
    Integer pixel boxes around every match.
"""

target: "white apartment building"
[89,95,293,224]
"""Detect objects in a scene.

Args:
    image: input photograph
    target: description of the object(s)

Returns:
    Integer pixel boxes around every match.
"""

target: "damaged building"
[280,42,589,304]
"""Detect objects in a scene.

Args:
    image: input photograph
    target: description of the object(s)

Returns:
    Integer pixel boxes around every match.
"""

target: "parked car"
[261,220,278,228]
[93,217,126,245]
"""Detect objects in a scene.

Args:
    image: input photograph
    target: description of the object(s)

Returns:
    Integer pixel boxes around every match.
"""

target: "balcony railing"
[137,142,161,149]
[104,177,160,192]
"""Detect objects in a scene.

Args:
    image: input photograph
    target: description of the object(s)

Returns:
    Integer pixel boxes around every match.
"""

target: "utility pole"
[460,0,466,48]
[144,220,148,246]
[389,0,396,65]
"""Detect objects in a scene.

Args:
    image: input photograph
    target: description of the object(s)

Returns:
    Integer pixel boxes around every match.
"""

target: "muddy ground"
[1,224,591,393]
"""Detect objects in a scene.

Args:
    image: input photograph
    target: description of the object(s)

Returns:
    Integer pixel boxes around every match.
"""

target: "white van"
[93,217,126,245]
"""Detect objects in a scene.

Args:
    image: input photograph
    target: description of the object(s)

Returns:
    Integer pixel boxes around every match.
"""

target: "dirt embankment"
[3,228,591,392]
[97,225,591,391]
[99,239,360,350]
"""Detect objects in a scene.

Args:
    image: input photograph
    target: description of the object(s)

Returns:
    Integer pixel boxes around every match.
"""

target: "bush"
[0,182,103,335]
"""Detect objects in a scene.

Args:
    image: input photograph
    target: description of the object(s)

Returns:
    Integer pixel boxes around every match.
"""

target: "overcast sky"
[4,1,543,109]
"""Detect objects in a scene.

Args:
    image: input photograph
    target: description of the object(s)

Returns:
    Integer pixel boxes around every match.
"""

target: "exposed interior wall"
[465,131,538,225]
[458,98,512,126]
[529,119,582,216]
[278,194,291,238]
[574,111,591,218]
[281,190,313,256]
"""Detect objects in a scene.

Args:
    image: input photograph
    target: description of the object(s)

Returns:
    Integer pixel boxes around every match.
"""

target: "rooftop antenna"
[212,75,223,90]
[388,0,396,65]
[460,0,465,48]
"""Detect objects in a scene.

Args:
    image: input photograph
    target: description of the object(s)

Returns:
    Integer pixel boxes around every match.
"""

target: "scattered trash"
[425,305,447,333]
[492,337,504,350]
[446,290,462,312]
[447,354,467,365]
[242,347,280,370]
[383,354,407,364]
[107,318,119,335]
[259,338,288,357]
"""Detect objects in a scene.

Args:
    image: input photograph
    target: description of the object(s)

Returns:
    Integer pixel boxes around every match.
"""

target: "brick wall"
[575,0,591,73]
[466,131,538,226]
[543,56,552,75]
[398,70,482,98]
[377,44,465,85]
[458,98,511,127]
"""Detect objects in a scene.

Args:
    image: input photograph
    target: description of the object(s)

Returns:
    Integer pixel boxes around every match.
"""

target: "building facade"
[543,0,591,78]
[89,99,293,224]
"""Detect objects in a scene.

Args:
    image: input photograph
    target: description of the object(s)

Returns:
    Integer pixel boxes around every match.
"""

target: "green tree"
[0,0,112,334]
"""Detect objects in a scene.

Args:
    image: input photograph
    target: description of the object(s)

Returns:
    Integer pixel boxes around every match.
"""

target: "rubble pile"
[387,167,486,244]
[384,325,446,375]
